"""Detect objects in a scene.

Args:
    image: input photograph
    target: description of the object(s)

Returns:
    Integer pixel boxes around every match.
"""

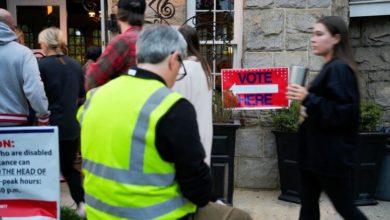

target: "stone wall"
[350,16,390,126]
[236,0,335,189]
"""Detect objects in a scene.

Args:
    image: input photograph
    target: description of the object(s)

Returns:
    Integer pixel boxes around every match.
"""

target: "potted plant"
[354,102,387,205]
[271,102,301,203]
[271,101,388,205]
[211,90,240,204]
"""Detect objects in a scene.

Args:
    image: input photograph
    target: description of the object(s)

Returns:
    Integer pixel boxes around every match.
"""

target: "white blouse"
[172,57,213,165]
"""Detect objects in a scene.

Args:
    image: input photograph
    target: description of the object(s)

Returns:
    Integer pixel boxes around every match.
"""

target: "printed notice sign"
[0,127,59,220]
[222,68,289,110]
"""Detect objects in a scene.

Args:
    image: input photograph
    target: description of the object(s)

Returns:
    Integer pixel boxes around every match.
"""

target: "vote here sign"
[0,127,60,220]
[222,68,289,110]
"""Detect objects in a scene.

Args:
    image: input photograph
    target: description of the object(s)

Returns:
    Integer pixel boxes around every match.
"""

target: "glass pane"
[215,45,233,73]
[213,75,221,90]
[196,0,213,10]
[69,46,75,54]
[216,12,233,41]
[69,36,74,44]
[216,0,233,10]
[195,12,214,41]
[200,45,214,73]
[21,25,29,32]
[17,6,60,49]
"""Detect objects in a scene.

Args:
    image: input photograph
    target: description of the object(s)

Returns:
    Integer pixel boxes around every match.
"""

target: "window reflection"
[216,0,234,10]
[196,0,214,10]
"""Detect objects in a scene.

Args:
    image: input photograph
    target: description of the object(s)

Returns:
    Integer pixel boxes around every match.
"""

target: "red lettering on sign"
[0,140,14,148]
[222,68,289,110]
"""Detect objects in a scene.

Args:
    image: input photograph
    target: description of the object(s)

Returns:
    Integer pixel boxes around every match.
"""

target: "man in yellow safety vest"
[78,24,251,220]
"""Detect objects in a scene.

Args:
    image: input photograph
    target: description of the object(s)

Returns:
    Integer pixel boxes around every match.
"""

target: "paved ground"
[61,183,390,219]
[234,189,390,220]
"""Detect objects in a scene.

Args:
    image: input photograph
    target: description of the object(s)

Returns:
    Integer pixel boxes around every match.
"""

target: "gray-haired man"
[78,24,251,219]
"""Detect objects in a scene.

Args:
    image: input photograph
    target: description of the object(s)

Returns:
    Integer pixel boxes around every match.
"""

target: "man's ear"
[168,51,179,70]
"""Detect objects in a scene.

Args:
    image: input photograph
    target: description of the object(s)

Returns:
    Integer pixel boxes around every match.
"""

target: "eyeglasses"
[175,53,188,81]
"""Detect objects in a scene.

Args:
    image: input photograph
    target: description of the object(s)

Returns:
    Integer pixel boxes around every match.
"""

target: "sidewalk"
[234,189,390,220]
[61,183,390,219]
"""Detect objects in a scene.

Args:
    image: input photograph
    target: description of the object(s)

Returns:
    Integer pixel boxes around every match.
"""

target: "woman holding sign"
[286,16,367,220]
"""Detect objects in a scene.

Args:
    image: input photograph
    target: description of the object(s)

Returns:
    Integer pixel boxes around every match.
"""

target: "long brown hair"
[178,25,212,89]
[317,16,357,73]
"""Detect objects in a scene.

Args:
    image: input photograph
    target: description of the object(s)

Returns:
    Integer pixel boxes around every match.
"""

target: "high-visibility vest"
[78,75,197,219]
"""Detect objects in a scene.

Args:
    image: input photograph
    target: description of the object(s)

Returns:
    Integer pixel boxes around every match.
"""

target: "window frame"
[350,0,390,17]
[187,0,243,89]
[7,0,67,46]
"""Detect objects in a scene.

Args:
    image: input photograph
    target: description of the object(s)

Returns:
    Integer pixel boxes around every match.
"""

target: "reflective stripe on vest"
[82,87,175,186]
[79,88,99,125]
[86,194,187,219]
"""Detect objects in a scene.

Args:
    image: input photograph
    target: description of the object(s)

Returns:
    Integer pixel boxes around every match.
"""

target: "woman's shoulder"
[183,58,201,66]
[183,59,204,72]
[327,58,352,71]
[63,55,81,65]
[325,58,357,82]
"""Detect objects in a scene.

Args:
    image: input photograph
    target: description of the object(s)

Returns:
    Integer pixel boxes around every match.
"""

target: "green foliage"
[271,102,300,132]
[359,101,383,132]
[271,101,384,133]
[212,90,233,123]
[61,207,82,220]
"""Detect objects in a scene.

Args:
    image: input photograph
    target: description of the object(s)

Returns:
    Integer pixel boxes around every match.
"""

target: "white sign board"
[0,127,60,219]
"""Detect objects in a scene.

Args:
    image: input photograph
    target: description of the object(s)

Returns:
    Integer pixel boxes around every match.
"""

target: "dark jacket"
[299,58,360,177]
[38,55,85,140]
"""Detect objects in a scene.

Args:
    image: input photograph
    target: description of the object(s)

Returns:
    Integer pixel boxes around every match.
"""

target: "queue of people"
[0,0,368,218]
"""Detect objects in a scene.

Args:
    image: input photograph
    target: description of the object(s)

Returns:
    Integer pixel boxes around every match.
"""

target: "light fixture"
[88,11,96,17]
[47,6,53,15]
[228,47,233,55]
[75,30,81,36]
[83,0,98,19]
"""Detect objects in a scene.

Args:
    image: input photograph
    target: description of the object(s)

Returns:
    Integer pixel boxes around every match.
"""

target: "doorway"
[7,0,67,49]
[6,0,103,63]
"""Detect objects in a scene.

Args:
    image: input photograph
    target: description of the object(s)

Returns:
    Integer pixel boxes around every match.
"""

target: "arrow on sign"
[230,84,279,96]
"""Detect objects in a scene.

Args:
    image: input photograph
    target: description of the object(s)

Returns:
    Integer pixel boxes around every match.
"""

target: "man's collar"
[129,67,167,86]
[124,25,142,33]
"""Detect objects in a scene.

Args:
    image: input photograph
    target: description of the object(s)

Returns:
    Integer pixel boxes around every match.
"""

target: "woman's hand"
[286,84,308,102]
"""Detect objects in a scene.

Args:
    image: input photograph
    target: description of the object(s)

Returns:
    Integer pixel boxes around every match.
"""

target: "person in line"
[0,9,49,126]
[83,45,102,73]
[14,26,25,45]
[85,0,145,90]
[38,27,86,217]
[172,25,213,165]
[286,16,367,220]
[78,24,251,220]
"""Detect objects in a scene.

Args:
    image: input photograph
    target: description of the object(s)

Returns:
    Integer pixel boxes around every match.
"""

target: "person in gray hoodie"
[0,9,50,126]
